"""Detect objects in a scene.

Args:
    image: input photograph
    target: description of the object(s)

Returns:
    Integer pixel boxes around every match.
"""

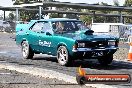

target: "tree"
[80,15,92,24]
[8,13,15,21]
[49,13,63,18]
[124,0,132,6]
[100,2,110,14]
[124,0,132,23]
[13,0,53,21]
[113,0,119,6]
[0,15,3,20]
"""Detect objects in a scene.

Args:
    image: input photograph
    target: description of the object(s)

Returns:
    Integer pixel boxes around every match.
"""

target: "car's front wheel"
[98,55,113,66]
[21,41,34,59]
[57,46,72,66]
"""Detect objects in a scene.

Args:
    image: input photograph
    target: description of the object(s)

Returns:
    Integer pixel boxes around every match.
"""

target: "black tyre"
[57,46,72,66]
[21,41,34,59]
[98,55,113,66]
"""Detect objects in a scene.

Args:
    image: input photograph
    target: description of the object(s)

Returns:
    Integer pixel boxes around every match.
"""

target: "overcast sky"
[0,0,13,7]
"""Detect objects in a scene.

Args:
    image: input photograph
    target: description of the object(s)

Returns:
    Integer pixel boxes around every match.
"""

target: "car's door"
[38,21,54,54]
[27,22,43,53]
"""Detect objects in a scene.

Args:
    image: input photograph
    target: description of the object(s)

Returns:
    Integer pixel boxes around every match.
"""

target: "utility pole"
[39,6,42,19]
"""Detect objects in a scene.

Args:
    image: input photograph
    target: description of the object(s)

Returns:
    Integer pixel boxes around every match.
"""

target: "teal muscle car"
[16,18,119,66]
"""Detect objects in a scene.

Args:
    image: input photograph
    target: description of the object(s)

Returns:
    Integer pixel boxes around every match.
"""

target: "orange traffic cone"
[128,37,132,61]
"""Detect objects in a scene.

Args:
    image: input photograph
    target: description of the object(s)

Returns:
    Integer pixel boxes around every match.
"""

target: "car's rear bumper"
[71,47,118,59]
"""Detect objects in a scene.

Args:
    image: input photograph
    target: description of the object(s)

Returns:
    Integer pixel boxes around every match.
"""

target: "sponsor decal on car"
[39,40,51,47]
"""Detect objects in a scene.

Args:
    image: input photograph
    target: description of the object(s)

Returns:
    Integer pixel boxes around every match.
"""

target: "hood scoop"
[84,30,94,35]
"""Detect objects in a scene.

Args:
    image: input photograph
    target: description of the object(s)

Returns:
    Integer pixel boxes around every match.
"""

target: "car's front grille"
[78,41,108,48]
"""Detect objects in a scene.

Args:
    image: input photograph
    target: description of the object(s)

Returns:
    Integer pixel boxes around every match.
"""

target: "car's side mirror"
[46,32,52,36]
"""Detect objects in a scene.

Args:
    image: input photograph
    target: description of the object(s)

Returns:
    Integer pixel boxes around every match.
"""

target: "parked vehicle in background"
[16,21,24,24]
[16,18,119,66]
[123,24,132,38]
[0,20,10,32]
[91,23,126,38]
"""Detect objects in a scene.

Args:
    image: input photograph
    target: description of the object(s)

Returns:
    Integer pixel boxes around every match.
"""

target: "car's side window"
[31,22,43,33]
[52,21,65,34]
[41,22,53,34]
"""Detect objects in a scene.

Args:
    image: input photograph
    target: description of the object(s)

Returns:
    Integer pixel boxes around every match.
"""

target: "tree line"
[8,0,132,24]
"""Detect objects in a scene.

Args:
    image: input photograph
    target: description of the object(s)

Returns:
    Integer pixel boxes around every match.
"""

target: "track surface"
[0,33,132,88]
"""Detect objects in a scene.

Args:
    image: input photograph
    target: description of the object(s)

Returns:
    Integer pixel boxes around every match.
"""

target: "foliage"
[124,0,132,6]
[49,13,63,18]
[113,0,119,6]
[80,15,92,24]
[19,10,38,21]
[94,16,105,23]
[99,2,110,14]
[14,0,57,21]
[124,0,132,23]
[13,0,132,23]
[8,13,15,21]
[13,0,20,5]
[14,0,48,21]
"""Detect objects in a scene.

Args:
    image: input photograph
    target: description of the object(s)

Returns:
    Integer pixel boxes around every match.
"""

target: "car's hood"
[61,30,118,41]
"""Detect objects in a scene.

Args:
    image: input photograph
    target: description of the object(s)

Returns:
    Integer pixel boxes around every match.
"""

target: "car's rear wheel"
[98,55,113,66]
[21,41,34,59]
[57,46,72,66]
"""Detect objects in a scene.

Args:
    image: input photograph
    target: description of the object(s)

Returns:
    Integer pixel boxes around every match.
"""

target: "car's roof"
[41,18,79,21]
[29,18,81,25]
[38,18,81,22]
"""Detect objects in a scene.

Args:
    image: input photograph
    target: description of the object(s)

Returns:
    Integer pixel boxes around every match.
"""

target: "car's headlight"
[78,43,85,47]
[108,41,115,46]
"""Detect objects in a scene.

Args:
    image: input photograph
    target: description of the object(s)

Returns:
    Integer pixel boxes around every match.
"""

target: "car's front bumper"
[71,47,118,59]
[72,47,118,52]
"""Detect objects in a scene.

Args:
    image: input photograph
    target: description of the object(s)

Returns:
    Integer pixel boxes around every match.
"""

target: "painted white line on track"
[0,62,116,88]
[0,51,7,54]
[85,84,116,88]
[114,59,132,63]
[0,73,11,75]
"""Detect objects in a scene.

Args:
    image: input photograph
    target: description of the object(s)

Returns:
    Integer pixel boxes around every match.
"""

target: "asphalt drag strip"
[0,60,117,88]
[0,33,131,88]
[0,68,90,88]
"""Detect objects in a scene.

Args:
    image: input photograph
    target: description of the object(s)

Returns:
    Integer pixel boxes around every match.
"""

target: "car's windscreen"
[51,21,89,34]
